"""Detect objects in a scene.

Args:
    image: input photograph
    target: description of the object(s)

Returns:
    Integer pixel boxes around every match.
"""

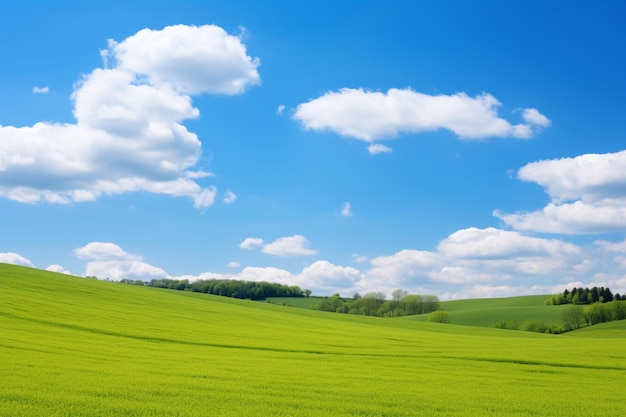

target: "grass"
[404,295,568,328]
[2,263,626,416]
[263,296,322,308]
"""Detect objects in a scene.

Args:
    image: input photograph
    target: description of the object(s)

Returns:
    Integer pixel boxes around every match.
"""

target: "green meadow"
[406,295,566,328]
[2,263,625,416]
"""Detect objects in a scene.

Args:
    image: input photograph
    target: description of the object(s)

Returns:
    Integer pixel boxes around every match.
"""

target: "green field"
[406,295,567,328]
[2,263,626,416]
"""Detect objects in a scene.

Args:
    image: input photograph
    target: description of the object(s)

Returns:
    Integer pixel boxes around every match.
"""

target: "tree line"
[310,289,440,317]
[120,278,310,301]
[545,286,623,306]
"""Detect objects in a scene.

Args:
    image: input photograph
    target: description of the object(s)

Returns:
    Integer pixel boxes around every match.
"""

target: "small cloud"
[352,254,369,263]
[46,264,71,274]
[341,202,353,217]
[223,190,237,204]
[33,86,50,94]
[239,237,265,250]
[240,235,317,257]
[227,261,240,268]
[262,235,318,257]
[368,144,392,155]
[522,108,551,128]
[276,104,285,115]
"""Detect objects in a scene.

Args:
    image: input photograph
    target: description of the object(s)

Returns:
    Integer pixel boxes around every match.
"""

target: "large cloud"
[0,252,35,267]
[0,24,260,207]
[293,88,549,152]
[495,150,626,233]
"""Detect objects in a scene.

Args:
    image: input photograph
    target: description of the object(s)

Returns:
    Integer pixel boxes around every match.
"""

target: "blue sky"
[1,1,626,299]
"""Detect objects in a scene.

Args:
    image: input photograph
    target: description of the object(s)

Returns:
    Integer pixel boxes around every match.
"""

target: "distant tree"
[428,310,450,323]
[304,289,312,298]
[612,301,626,320]
[561,305,585,330]
[391,289,409,316]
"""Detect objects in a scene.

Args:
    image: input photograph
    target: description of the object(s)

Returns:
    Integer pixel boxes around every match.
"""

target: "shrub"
[428,310,450,323]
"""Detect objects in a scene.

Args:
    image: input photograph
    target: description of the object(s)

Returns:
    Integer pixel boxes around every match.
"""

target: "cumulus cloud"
[437,227,581,259]
[0,252,35,267]
[0,24,260,207]
[33,86,49,94]
[293,88,549,152]
[46,264,71,274]
[226,261,240,268]
[239,237,265,250]
[74,242,167,281]
[239,235,317,257]
[495,150,626,233]
[262,235,318,257]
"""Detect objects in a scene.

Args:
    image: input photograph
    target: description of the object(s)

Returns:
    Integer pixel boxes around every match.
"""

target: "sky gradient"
[1,1,626,299]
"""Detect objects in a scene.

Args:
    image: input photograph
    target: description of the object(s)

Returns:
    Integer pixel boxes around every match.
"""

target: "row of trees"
[495,300,626,334]
[545,286,623,305]
[134,278,310,301]
[310,290,440,317]
[560,300,626,331]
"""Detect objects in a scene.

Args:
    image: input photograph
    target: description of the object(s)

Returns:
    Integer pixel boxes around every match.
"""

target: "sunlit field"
[2,263,625,416]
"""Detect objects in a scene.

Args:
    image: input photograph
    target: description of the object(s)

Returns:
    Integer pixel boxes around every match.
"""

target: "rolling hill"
[1,263,625,416]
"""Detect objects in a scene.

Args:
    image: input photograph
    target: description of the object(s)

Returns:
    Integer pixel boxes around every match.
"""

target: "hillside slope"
[1,263,625,416]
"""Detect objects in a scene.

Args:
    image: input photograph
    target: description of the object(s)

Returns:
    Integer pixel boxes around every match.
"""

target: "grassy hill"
[2,263,625,416]
[406,294,567,328]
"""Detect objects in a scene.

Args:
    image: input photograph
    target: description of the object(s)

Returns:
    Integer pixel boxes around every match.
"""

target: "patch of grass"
[263,296,322,308]
[2,263,626,416]
[565,320,626,338]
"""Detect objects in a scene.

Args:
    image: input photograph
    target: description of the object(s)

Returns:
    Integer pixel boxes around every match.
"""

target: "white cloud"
[340,202,353,217]
[262,235,318,257]
[239,237,265,250]
[0,252,35,267]
[223,189,237,204]
[109,24,260,95]
[239,235,317,257]
[0,24,260,208]
[33,86,49,94]
[364,249,441,289]
[74,242,167,281]
[367,144,392,154]
[84,260,168,281]
[438,227,580,259]
[46,264,71,274]
[74,242,140,261]
[276,104,285,115]
[293,88,549,146]
[495,150,626,234]
[296,261,360,292]
[226,261,240,268]
[521,108,551,128]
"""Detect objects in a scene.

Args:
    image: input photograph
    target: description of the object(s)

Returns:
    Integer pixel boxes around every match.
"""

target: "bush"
[428,310,450,323]
[494,320,519,330]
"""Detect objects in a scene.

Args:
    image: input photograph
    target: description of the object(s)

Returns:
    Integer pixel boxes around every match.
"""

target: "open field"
[2,263,626,416]
[406,295,567,328]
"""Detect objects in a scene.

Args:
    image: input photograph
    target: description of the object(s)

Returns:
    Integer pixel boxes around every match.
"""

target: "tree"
[561,305,584,330]
[428,310,450,323]
[304,289,312,298]
[391,289,408,316]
